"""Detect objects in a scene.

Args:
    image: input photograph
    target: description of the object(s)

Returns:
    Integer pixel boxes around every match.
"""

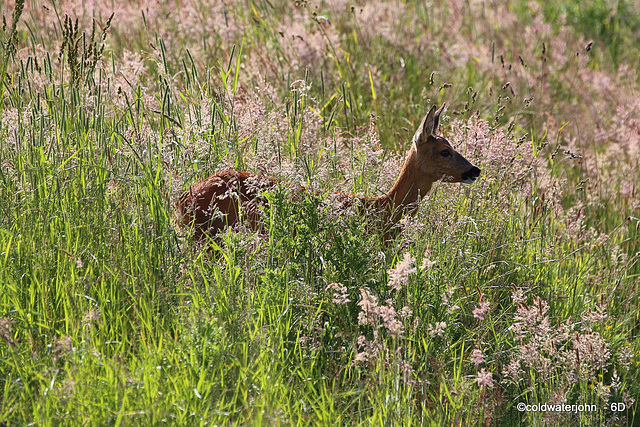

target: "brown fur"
[178,104,481,240]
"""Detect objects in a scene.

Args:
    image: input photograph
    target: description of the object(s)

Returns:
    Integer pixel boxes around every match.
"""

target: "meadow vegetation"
[0,0,639,425]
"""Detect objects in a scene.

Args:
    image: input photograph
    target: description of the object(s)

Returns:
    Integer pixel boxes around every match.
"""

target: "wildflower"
[596,382,611,401]
[617,345,633,368]
[473,301,490,321]
[428,321,446,338]
[0,317,14,346]
[355,332,384,363]
[387,252,416,291]
[571,332,611,375]
[400,306,413,318]
[356,290,404,336]
[420,249,436,269]
[514,296,549,329]
[442,286,460,314]
[326,282,351,305]
[610,369,621,392]
[471,349,485,366]
[377,303,404,336]
[501,357,524,385]
[623,390,636,407]
[476,368,494,388]
[357,288,379,326]
[582,305,607,324]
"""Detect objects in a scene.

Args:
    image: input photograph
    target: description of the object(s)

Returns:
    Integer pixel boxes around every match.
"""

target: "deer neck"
[384,148,433,211]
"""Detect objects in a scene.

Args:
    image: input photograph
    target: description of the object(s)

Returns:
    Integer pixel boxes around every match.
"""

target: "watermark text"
[517,403,599,413]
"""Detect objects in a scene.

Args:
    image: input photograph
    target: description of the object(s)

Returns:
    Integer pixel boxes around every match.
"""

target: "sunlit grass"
[0,0,638,425]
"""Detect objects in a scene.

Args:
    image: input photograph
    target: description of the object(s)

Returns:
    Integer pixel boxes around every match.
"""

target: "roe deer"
[178,104,481,240]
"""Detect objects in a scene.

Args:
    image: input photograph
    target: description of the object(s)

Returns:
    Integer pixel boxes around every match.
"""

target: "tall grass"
[0,0,638,425]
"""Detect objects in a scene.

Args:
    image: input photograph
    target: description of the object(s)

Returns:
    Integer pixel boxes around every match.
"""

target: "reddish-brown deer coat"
[178,104,481,240]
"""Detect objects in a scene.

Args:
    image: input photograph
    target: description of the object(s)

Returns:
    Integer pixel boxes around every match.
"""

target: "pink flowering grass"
[0,0,639,425]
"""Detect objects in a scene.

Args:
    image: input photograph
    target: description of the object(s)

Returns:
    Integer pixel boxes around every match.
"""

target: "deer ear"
[414,103,445,145]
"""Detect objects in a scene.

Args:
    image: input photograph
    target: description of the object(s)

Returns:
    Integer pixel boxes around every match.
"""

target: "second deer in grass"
[178,104,481,240]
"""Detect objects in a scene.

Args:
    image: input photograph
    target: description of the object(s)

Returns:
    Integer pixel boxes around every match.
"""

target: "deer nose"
[462,166,481,183]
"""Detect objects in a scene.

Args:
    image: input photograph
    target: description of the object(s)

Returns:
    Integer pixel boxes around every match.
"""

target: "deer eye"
[440,149,451,157]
